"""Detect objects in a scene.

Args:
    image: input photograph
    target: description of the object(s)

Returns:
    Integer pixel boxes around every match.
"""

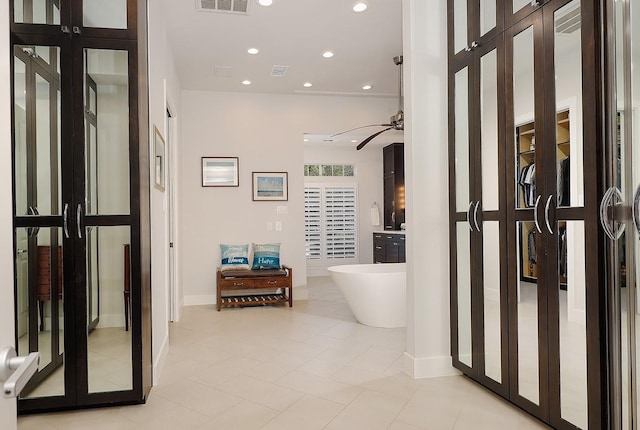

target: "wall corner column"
[402,0,458,379]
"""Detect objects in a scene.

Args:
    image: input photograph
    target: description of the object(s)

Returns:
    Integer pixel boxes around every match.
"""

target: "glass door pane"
[455,67,471,212]
[482,221,501,383]
[84,48,130,215]
[480,0,497,36]
[13,43,65,402]
[87,226,132,393]
[83,47,133,394]
[456,223,473,368]
[83,0,127,29]
[16,227,65,399]
[453,0,468,54]
[13,0,61,25]
[557,221,587,429]
[516,220,540,405]
[481,48,499,211]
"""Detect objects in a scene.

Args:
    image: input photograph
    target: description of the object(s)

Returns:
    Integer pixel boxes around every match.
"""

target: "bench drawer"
[255,277,289,288]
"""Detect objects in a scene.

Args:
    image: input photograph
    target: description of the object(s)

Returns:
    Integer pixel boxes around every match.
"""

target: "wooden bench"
[216,265,292,311]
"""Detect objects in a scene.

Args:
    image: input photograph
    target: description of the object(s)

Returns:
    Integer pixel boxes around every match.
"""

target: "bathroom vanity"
[373,232,406,263]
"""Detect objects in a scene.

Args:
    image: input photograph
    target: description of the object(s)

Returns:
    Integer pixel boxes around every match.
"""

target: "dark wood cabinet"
[383,143,405,230]
[373,233,405,263]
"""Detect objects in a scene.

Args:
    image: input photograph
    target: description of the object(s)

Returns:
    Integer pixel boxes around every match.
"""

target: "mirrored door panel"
[456,222,473,368]
[13,0,61,25]
[516,220,541,406]
[455,66,471,213]
[482,221,502,383]
[553,0,583,210]
[15,227,65,400]
[87,226,132,393]
[556,221,587,429]
[83,0,127,29]
[481,48,499,212]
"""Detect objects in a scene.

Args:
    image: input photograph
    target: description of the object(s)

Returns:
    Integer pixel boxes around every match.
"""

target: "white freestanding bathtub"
[327,263,406,328]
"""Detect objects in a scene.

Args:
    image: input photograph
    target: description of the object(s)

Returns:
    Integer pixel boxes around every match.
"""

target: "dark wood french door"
[449,0,608,428]
[11,0,150,413]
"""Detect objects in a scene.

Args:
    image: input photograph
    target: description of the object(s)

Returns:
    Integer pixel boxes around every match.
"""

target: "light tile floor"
[18,276,550,430]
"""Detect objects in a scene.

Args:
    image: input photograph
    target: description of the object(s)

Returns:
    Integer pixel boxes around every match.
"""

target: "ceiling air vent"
[555,3,580,34]
[271,65,288,78]
[196,0,250,14]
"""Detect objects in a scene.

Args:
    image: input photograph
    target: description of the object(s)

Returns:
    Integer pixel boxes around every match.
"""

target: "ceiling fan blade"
[330,124,393,138]
[356,127,393,150]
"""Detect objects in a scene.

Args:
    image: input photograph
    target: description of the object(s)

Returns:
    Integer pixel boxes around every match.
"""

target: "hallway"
[17,277,549,429]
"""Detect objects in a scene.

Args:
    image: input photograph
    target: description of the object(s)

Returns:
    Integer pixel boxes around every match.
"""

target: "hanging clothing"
[519,163,536,208]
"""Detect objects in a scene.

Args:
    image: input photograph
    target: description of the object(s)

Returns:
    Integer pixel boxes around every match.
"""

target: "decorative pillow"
[220,244,250,271]
[251,243,281,270]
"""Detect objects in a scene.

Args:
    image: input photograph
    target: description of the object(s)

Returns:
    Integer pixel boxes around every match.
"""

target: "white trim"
[402,352,461,379]
[153,333,170,386]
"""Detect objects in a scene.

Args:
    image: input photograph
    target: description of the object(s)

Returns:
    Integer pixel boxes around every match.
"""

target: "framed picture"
[252,172,288,201]
[154,126,165,191]
[202,157,239,187]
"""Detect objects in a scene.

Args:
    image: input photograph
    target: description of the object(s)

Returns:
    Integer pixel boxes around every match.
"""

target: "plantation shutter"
[304,183,358,261]
[324,186,357,259]
[304,186,322,260]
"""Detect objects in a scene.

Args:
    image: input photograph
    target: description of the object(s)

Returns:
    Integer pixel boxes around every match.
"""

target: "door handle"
[473,201,481,232]
[468,201,475,231]
[76,204,83,239]
[533,195,543,234]
[0,347,40,398]
[544,195,554,235]
[633,184,640,235]
[600,186,625,240]
[63,203,69,239]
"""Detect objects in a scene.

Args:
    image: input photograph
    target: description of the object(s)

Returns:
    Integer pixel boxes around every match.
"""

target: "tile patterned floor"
[18,276,550,430]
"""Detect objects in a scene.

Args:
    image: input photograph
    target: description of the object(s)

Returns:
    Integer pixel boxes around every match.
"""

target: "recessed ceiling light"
[247,48,259,55]
[322,51,334,58]
[303,82,313,88]
[257,0,273,6]
[352,2,368,12]
[242,80,252,85]
[304,138,309,142]
[351,140,358,143]
[362,85,372,90]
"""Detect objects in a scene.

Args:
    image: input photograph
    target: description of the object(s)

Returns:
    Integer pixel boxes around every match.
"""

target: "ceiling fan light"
[352,2,368,12]
[322,51,334,58]
[257,0,273,6]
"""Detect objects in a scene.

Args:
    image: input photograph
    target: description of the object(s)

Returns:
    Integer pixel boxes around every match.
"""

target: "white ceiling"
[160,0,403,97]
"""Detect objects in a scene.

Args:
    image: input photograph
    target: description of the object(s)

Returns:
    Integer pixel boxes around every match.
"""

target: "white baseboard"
[153,333,169,386]
[403,352,461,379]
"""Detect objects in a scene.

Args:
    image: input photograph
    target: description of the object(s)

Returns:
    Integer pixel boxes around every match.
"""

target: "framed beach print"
[154,126,165,191]
[252,172,288,201]
[202,157,239,187]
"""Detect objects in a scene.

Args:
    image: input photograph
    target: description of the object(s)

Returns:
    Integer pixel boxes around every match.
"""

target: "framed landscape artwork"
[252,172,288,201]
[202,157,239,187]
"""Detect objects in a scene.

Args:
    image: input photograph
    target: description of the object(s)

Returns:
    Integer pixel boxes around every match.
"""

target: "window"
[304,184,358,261]
[304,164,354,177]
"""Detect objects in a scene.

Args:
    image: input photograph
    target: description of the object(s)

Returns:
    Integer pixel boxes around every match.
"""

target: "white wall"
[0,1,17,428]
[179,91,397,304]
[148,1,182,385]
[303,144,386,274]
[403,0,458,378]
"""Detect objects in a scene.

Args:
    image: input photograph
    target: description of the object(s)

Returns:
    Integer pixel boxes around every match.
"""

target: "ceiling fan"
[331,55,404,150]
